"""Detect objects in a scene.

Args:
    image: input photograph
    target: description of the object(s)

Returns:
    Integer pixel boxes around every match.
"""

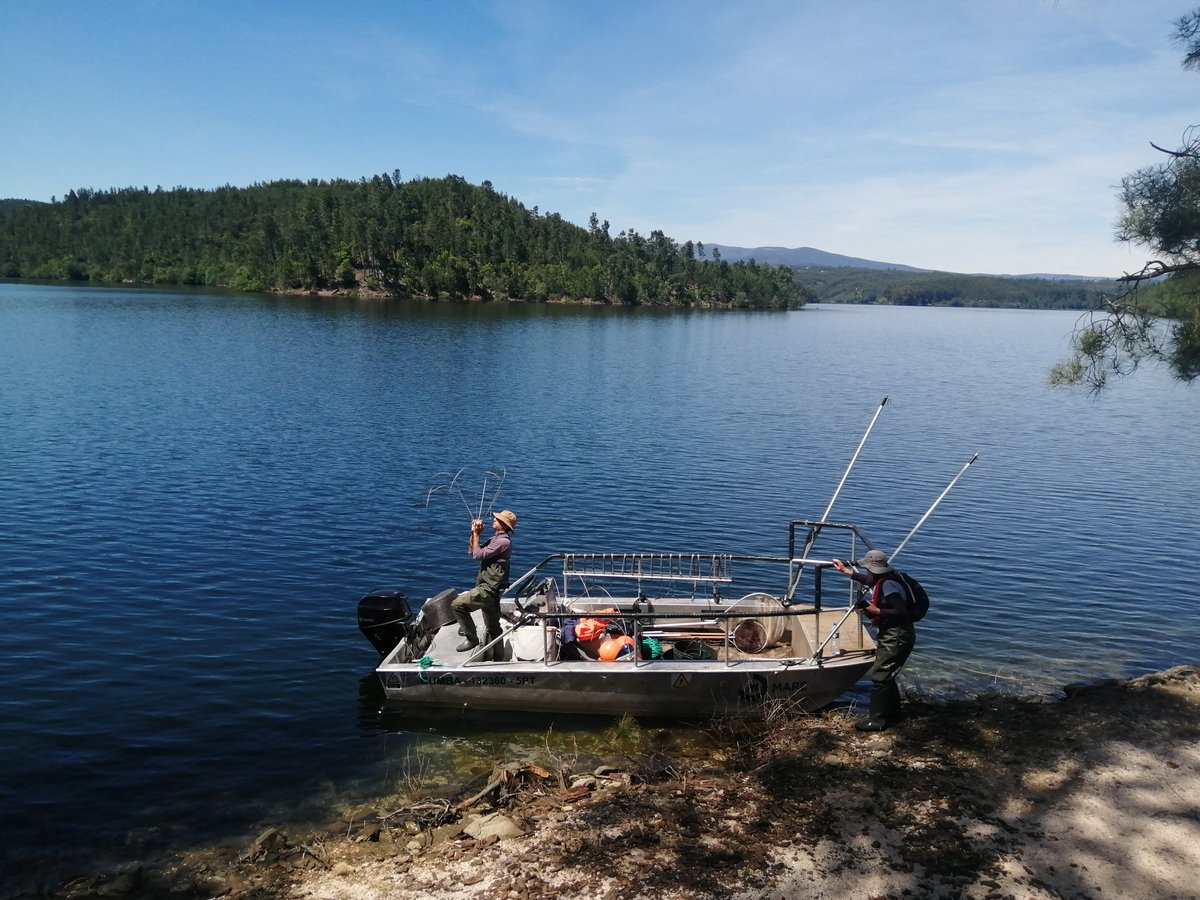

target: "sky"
[2,0,1197,278]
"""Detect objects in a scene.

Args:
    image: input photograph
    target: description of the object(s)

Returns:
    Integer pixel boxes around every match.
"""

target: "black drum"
[415,588,459,635]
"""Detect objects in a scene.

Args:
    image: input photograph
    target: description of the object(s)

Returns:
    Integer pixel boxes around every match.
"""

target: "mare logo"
[739,676,809,701]
[769,679,809,695]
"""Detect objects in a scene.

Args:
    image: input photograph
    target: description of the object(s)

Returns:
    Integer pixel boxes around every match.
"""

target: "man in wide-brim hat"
[831,548,916,731]
[452,510,518,657]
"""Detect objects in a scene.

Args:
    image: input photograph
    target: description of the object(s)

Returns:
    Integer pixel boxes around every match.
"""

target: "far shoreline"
[0,276,803,310]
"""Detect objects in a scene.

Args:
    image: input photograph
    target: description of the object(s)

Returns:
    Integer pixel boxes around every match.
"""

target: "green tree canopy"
[1052,8,1200,389]
[0,175,808,310]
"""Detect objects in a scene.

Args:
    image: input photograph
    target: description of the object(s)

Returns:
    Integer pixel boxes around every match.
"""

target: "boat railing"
[509,542,857,598]
[785,519,875,602]
[562,552,734,584]
[492,536,875,668]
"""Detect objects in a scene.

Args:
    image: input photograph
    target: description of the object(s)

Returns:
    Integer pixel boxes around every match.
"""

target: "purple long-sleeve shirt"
[472,530,511,564]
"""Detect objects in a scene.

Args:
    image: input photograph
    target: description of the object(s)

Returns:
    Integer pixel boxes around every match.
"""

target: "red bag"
[575,617,609,641]
[575,608,619,641]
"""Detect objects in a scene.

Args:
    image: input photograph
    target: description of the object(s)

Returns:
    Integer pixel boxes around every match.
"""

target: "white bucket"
[511,625,559,661]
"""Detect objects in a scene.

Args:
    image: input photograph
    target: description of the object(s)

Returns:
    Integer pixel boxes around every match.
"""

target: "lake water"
[2,282,1197,891]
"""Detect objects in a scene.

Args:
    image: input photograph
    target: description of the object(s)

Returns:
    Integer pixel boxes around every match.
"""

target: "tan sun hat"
[493,510,517,532]
[858,549,893,574]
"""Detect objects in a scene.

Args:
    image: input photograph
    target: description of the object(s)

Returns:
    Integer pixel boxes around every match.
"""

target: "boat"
[357,518,886,717]
[357,400,978,718]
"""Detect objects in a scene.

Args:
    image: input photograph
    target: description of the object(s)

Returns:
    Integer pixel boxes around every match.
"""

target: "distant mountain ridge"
[707,244,927,273]
[706,243,1105,282]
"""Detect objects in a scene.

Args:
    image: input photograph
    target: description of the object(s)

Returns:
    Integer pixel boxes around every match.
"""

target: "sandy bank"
[54,665,1200,900]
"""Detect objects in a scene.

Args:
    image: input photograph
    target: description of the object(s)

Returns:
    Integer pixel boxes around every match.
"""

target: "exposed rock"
[464,812,526,840]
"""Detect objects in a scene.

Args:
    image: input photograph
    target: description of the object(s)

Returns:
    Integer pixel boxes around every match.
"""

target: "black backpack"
[891,571,930,622]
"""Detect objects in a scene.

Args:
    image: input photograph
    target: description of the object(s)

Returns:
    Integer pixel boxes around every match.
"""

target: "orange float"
[598,635,635,661]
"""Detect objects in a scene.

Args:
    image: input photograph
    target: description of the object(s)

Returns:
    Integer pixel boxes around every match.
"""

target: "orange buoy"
[599,635,636,661]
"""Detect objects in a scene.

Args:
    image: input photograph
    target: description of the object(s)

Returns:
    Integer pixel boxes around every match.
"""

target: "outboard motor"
[357,590,414,657]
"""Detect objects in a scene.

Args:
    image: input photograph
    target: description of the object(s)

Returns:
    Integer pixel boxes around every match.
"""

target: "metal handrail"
[563,552,734,583]
[465,601,872,669]
[485,520,878,669]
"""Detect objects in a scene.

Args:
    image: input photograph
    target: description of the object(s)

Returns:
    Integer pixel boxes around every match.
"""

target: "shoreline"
[38,665,1200,899]
[0,276,769,309]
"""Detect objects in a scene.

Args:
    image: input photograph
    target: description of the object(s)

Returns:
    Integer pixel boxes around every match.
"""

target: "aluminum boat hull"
[375,651,873,717]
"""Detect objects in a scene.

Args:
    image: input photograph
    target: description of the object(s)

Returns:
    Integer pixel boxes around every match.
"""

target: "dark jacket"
[871,574,912,629]
[852,571,913,629]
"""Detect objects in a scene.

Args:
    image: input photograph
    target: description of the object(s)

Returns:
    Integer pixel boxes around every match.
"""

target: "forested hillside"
[0,175,806,308]
[796,266,1121,309]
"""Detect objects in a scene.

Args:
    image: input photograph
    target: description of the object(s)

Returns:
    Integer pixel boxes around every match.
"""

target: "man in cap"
[831,549,915,731]
[452,510,517,657]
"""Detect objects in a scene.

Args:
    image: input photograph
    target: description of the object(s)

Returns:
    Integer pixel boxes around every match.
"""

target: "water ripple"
[1,287,1198,887]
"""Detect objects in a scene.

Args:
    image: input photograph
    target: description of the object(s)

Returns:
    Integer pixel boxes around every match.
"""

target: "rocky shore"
[48,665,1200,900]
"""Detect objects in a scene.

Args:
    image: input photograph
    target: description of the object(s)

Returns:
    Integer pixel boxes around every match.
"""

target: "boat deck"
[386,598,876,671]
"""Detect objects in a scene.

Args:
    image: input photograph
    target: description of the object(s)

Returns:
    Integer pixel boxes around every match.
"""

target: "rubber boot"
[855,687,890,732]
[880,679,904,724]
[454,611,479,652]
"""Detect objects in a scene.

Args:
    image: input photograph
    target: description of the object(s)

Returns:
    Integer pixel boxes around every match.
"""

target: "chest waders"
[452,552,510,656]
[857,578,916,732]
